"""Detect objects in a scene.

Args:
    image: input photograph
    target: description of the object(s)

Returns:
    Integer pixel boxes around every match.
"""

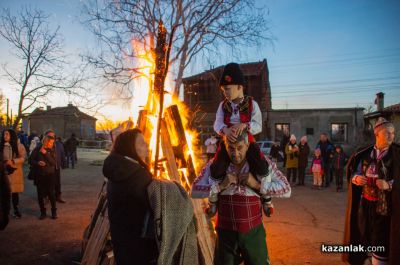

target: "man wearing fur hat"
[343,117,400,265]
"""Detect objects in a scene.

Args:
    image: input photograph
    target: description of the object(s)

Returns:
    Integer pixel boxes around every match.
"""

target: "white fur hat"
[374,117,394,134]
[290,134,296,141]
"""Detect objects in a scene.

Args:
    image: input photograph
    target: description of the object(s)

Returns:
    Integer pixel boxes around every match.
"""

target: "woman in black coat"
[297,136,310,186]
[30,134,58,219]
[102,129,157,265]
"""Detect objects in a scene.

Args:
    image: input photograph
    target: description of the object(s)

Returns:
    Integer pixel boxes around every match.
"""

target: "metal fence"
[79,140,112,150]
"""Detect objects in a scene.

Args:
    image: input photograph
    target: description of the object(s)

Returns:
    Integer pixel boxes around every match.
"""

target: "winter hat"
[314,148,321,155]
[219,63,245,86]
[374,117,394,134]
[300,136,307,143]
[290,134,296,142]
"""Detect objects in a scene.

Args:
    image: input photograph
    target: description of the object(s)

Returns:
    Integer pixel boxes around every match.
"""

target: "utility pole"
[6,98,9,127]
[10,109,13,128]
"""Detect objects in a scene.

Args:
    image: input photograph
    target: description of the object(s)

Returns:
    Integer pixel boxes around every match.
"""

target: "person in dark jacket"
[30,134,58,219]
[332,145,347,192]
[64,133,79,169]
[315,133,334,187]
[103,129,157,265]
[280,131,290,168]
[269,140,281,163]
[343,118,399,265]
[297,136,310,186]
[0,153,10,230]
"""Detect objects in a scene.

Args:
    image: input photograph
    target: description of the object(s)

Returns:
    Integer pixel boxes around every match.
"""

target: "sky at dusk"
[0,0,399,122]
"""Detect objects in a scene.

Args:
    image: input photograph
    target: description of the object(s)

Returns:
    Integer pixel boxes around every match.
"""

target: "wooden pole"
[153,20,177,177]
[6,98,9,127]
[153,21,168,177]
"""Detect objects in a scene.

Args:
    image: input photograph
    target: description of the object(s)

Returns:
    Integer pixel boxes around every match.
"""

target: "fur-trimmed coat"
[343,143,400,265]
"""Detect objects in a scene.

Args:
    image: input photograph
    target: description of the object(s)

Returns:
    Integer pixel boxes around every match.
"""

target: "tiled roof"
[28,105,97,120]
[182,59,268,82]
[383,103,400,112]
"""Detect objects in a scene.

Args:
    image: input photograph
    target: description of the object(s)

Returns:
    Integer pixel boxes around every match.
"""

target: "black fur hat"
[219,63,245,86]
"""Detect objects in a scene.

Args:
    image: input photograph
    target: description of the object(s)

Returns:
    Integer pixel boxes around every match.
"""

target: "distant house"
[24,104,97,140]
[267,108,365,152]
[182,59,271,144]
[364,92,400,142]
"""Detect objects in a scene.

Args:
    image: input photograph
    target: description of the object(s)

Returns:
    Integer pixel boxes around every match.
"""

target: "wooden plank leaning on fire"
[81,185,114,265]
[162,105,215,265]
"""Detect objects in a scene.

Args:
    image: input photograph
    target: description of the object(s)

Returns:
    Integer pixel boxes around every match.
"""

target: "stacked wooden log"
[81,183,114,265]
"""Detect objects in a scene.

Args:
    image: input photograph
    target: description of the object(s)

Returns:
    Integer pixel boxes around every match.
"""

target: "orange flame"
[130,37,200,178]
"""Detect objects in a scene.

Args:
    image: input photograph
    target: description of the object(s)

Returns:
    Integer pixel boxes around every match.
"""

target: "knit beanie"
[290,134,296,142]
[219,63,245,86]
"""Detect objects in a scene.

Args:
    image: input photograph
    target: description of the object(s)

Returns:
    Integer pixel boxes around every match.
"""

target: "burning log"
[164,105,197,185]
[160,119,180,182]
[160,113,215,265]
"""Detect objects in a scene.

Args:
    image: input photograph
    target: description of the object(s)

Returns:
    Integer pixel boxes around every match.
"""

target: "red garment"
[222,96,255,142]
[217,194,263,233]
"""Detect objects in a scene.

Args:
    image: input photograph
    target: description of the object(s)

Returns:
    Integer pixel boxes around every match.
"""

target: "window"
[331,123,348,143]
[275,123,290,140]
[306,128,314,135]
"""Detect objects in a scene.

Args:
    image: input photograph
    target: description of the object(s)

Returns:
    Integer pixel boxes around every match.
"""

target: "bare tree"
[82,0,271,96]
[0,7,85,128]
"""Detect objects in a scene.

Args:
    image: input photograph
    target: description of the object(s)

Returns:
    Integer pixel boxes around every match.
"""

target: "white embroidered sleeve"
[249,100,262,135]
[214,102,226,135]
[260,157,291,198]
[191,160,213,198]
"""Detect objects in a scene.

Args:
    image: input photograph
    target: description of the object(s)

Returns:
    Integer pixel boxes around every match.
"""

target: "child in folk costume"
[311,149,324,189]
[210,62,271,215]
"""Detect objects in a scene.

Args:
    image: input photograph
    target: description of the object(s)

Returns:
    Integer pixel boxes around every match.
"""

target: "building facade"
[24,104,97,140]
[267,108,365,152]
[182,59,271,144]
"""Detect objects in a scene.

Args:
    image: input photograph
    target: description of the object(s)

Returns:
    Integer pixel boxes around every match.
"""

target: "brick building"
[24,104,97,140]
[182,59,271,143]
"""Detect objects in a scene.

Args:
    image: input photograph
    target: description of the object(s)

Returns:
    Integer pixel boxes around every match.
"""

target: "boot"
[51,208,58,219]
[39,208,47,220]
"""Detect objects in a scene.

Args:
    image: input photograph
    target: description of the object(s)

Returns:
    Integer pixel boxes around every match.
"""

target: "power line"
[272,87,399,99]
[270,53,400,69]
[273,83,400,95]
[272,76,400,88]
[267,47,400,64]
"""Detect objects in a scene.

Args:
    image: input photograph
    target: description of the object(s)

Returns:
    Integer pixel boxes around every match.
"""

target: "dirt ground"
[0,150,354,265]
